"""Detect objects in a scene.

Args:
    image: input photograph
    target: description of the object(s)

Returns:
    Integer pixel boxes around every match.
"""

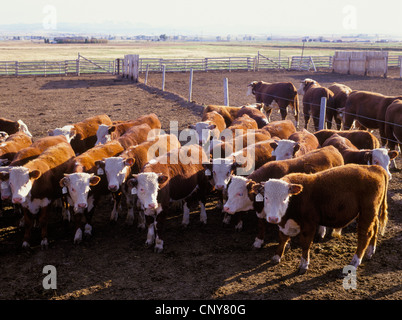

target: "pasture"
[0,69,401,301]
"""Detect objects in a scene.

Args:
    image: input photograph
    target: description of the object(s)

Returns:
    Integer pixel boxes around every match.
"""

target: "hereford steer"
[236,105,268,129]
[298,78,335,131]
[115,123,156,150]
[0,118,32,137]
[59,140,124,244]
[322,134,398,178]
[327,83,352,130]
[247,81,299,127]
[4,142,75,248]
[97,134,180,225]
[271,129,319,160]
[223,146,344,248]
[48,114,113,154]
[95,113,161,145]
[188,111,226,146]
[202,105,241,127]
[314,129,380,149]
[126,145,211,253]
[384,99,402,152]
[259,164,389,274]
[258,120,296,140]
[225,114,258,137]
[0,132,32,165]
[341,91,402,146]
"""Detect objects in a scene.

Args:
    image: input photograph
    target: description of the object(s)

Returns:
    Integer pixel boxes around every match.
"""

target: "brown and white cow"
[257,164,389,273]
[59,140,124,244]
[126,144,211,253]
[0,118,32,137]
[202,105,241,127]
[97,134,181,225]
[223,146,344,248]
[327,83,352,130]
[48,114,113,154]
[258,120,296,140]
[95,113,161,145]
[270,129,319,160]
[247,81,299,127]
[314,129,380,149]
[235,105,269,129]
[225,114,258,137]
[298,78,335,131]
[0,132,32,165]
[1,142,76,248]
[341,90,402,146]
[322,133,398,178]
[384,99,402,152]
[188,111,226,146]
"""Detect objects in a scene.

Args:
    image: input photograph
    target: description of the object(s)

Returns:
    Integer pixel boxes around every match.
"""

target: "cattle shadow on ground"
[39,77,135,90]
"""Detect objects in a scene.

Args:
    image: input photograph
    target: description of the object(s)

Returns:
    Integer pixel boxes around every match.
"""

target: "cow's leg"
[22,208,33,248]
[125,192,135,225]
[199,201,207,224]
[298,226,316,274]
[272,231,290,264]
[234,211,243,231]
[253,216,266,249]
[110,191,122,222]
[154,212,166,253]
[350,210,376,268]
[84,207,94,238]
[73,211,84,244]
[145,215,155,247]
[304,114,310,130]
[366,217,379,260]
[181,202,190,227]
[39,205,50,249]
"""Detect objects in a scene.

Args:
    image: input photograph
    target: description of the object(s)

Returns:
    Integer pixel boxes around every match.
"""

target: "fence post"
[15,61,18,76]
[76,53,80,76]
[188,68,193,102]
[161,64,166,91]
[144,64,149,85]
[223,77,229,106]
[319,97,327,130]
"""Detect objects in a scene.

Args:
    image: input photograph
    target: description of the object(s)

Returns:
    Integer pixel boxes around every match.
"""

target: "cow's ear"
[388,150,399,160]
[188,124,196,129]
[0,171,9,181]
[47,129,54,136]
[125,157,135,167]
[70,128,77,139]
[157,174,168,185]
[246,179,257,195]
[293,143,301,155]
[89,175,101,186]
[59,176,70,187]
[95,160,105,168]
[207,124,216,130]
[127,175,138,188]
[270,141,278,150]
[289,183,303,195]
[29,170,41,180]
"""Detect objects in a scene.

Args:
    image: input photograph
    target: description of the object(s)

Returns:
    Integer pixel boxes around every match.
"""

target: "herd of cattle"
[0,77,400,275]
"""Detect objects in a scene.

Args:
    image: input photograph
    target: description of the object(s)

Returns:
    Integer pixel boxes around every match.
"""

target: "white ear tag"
[97,168,104,175]
[62,186,68,194]
[256,193,264,202]
[131,187,137,195]
[205,169,211,176]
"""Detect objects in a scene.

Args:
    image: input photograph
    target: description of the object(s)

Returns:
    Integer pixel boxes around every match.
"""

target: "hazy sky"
[1,0,402,35]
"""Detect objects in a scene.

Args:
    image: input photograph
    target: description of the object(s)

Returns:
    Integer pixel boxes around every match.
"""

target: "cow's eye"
[71,188,75,192]
[237,192,243,197]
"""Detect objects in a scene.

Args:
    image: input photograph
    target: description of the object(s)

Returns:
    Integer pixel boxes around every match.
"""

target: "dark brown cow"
[384,99,402,152]
[95,113,161,145]
[298,78,335,131]
[0,132,32,165]
[322,134,398,178]
[328,83,352,130]
[314,129,380,149]
[202,105,241,127]
[257,164,389,273]
[48,114,113,154]
[247,81,299,127]
[236,105,269,129]
[223,146,344,248]
[258,120,296,140]
[342,90,402,146]
[126,145,211,252]
[2,142,76,248]
[59,140,125,244]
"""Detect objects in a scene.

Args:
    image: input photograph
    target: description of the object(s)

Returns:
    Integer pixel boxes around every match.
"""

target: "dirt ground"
[0,69,401,302]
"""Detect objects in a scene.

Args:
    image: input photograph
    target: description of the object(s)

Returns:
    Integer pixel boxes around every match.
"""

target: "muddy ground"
[0,69,401,302]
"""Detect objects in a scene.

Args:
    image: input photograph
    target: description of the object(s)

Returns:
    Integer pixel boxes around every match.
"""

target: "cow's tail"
[378,169,389,236]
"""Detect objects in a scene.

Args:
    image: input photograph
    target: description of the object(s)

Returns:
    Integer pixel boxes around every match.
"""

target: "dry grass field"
[0,69,401,303]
